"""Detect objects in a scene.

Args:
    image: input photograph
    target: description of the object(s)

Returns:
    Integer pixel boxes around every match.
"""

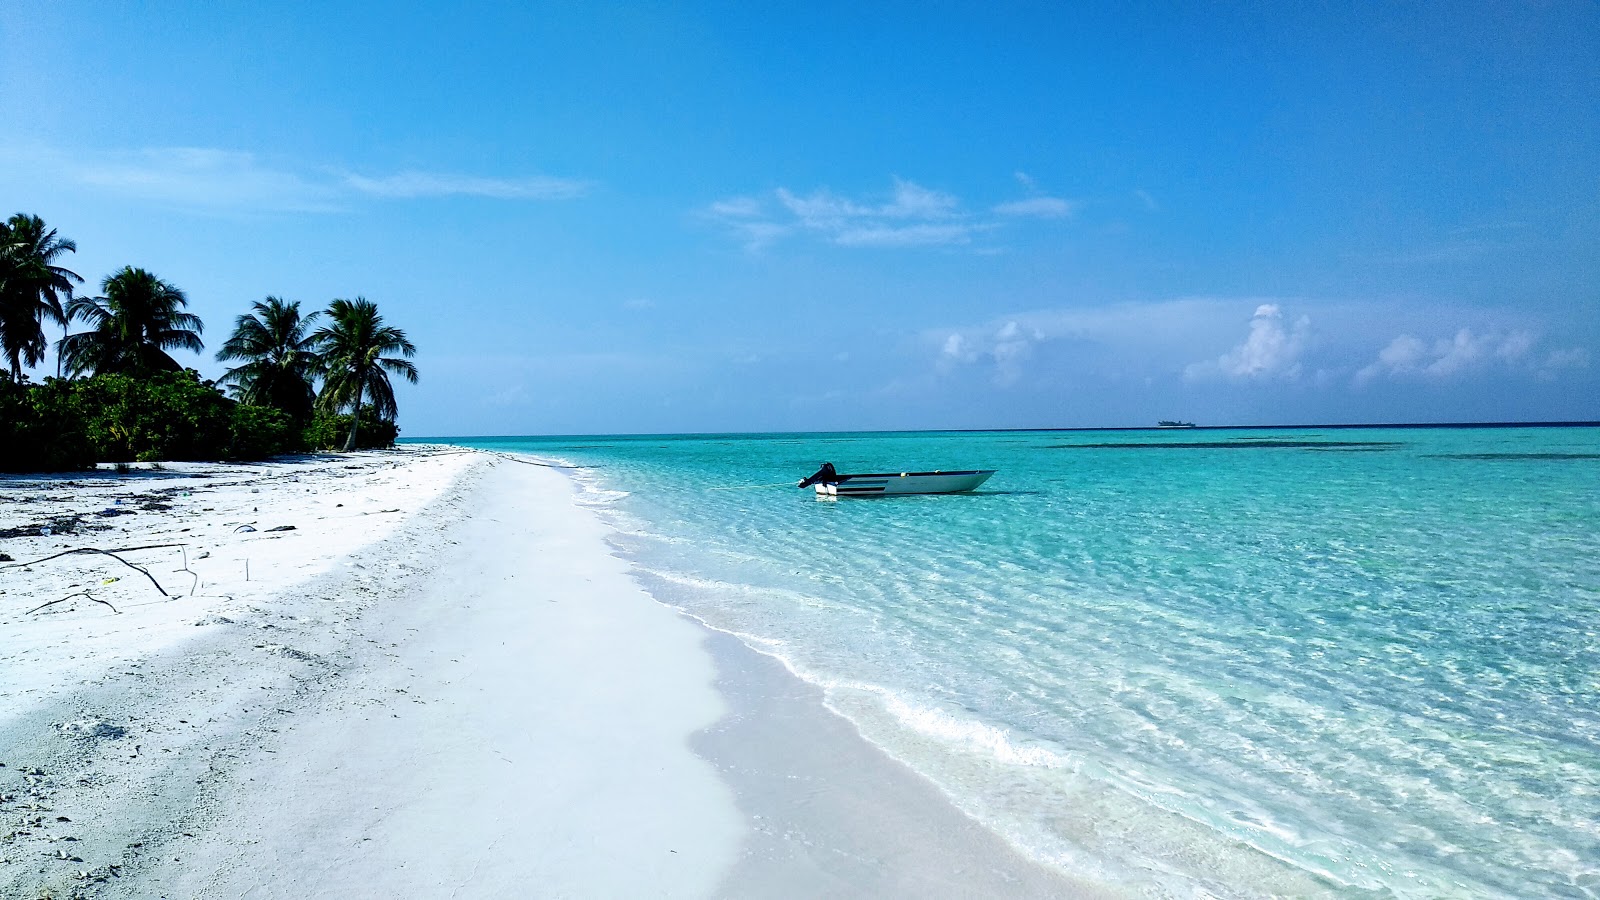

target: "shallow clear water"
[442,428,1600,898]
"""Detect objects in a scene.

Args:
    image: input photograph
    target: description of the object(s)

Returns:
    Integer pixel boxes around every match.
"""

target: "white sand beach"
[1,447,1086,899]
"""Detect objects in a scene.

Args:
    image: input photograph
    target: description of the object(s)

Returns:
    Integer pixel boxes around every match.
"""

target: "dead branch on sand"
[0,545,182,599]
[28,590,120,615]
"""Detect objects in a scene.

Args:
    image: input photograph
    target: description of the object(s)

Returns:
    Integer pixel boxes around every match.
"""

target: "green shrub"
[1,369,398,472]
[228,404,301,459]
[0,377,94,473]
[304,408,400,451]
[74,370,234,462]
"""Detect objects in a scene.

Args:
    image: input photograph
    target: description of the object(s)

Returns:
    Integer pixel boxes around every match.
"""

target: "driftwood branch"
[177,545,201,597]
[28,591,120,615]
[0,546,177,599]
[0,543,187,570]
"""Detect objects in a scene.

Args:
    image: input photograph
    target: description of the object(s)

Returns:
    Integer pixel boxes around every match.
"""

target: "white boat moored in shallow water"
[798,463,996,497]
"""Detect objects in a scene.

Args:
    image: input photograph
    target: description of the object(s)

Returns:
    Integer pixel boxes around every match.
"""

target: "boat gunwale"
[835,469,996,480]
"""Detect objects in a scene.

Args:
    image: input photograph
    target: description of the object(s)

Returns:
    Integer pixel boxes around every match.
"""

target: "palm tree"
[313,297,417,452]
[0,214,82,381]
[60,267,204,376]
[216,297,322,421]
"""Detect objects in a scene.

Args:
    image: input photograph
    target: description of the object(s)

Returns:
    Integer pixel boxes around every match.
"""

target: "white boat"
[804,468,996,497]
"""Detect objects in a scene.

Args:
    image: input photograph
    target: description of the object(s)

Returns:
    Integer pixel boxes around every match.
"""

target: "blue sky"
[3,1,1596,434]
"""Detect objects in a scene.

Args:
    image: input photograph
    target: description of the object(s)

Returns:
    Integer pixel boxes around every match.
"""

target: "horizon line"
[405,420,1600,442]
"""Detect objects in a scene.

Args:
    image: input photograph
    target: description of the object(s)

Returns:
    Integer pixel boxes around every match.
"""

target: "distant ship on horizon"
[1157,420,1196,428]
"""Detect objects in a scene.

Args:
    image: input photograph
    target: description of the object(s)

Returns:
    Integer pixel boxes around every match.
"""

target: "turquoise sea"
[445,427,1599,898]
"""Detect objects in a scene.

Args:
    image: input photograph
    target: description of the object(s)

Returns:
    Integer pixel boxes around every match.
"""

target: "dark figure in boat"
[798,462,844,488]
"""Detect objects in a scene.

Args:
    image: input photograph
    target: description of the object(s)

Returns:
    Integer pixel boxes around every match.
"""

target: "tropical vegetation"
[0,213,82,380]
[216,297,322,422]
[60,267,205,376]
[313,298,418,452]
[0,211,420,472]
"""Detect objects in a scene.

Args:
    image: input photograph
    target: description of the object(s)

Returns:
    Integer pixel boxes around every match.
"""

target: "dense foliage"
[312,298,417,451]
[1,210,419,473]
[0,377,93,472]
[61,267,204,376]
[0,371,326,471]
[0,214,81,380]
[304,408,401,452]
[1,368,409,472]
[216,297,322,421]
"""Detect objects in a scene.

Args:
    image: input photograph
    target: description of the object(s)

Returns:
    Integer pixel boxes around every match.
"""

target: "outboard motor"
[798,462,841,488]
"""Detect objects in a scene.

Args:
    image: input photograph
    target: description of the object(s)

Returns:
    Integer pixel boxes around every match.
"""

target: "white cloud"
[705,175,1072,252]
[936,318,1045,384]
[994,171,1074,218]
[67,147,340,213]
[342,171,589,200]
[835,223,973,248]
[1355,328,1561,384]
[941,332,973,362]
[991,320,1041,385]
[1185,303,1311,381]
[881,179,960,219]
[993,197,1075,218]
[930,298,1263,384]
[1542,347,1589,372]
[708,196,764,218]
[1,144,588,213]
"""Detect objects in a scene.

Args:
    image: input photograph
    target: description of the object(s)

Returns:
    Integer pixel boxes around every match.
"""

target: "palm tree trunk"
[342,381,365,452]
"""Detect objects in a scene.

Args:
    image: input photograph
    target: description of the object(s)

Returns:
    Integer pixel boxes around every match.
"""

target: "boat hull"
[815,470,995,497]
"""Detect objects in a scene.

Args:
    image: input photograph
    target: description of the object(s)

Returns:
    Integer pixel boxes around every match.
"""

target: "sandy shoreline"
[1,448,1087,898]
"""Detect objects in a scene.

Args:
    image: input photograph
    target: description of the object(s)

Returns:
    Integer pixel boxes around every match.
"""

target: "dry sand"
[0,447,1086,899]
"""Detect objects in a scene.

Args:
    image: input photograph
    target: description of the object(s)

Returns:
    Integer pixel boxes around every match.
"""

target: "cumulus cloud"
[991,321,1041,384]
[1354,328,1551,383]
[937,319,1044,384]
[0,144,588,213]
[1185,304,1311,381]
[705,175,1075,251]
[941,332,974,363]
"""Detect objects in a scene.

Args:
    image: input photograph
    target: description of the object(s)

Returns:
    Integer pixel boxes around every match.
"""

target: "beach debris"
[234,525,257,533]
[264,525,296,532]
[29,591,120,616]
[1,545,180,600]
[1,516,108,540]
